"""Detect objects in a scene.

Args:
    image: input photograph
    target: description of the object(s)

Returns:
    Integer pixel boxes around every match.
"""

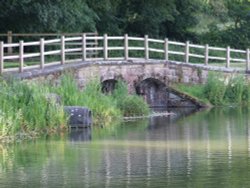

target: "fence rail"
[0,33,249,74]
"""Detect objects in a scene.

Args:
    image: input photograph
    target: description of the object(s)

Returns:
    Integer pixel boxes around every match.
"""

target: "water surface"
[1,107,250,187]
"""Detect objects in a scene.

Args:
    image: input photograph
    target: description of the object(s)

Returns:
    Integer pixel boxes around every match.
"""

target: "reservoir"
[1,107,250,187]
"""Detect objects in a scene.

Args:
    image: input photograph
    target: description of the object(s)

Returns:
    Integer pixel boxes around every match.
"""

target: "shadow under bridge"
[102,78,205,108]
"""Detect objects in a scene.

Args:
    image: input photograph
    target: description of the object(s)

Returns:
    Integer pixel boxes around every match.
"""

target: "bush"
[53,75,150,123]
[224,75,245,104]
[203,73,227,105]
[0,79,66,137]
[116,95,150,117]
[176,72,250,106]
[0,74,151,138]
[111,80,150,117]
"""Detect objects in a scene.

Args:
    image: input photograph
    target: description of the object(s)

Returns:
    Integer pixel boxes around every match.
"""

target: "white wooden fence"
[0,33,249,74]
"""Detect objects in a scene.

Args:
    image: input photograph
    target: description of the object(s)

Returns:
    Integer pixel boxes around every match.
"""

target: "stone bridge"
[8,59,244,108]
[2,34,249,108]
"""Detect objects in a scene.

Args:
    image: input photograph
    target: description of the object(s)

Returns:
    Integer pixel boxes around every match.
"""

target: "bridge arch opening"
[135,78,168,107]
[101,79,118,94]
[135,78,202,108]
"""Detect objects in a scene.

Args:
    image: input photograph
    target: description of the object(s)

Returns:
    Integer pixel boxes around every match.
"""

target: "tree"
[86,0,123,35]
[200,0,250,48]
[120,0,177,37]
[0,0,98,33]
[162,0,202,41]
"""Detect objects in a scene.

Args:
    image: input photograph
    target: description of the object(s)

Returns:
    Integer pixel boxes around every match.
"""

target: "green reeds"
[53,75,149,123]
[0,79,66,137]
[0,74,150,138]
[53,75,122,124]
[112,80,150,117]
[203,73,227,105]
[175,72,250,106]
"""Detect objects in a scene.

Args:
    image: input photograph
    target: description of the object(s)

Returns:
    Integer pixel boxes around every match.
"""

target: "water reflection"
[1,107,250,187]
[69,128,92,142]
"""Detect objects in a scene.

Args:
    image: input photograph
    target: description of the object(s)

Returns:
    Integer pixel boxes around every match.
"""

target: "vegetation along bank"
[175,73,250,106]
[1,72,250,142]
[0,74,149,141]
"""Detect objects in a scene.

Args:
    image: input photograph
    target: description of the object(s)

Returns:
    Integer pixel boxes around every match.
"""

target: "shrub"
[176,73,250,106]
[203,73,227,105]
[0,74,151,138]
[224,75,245,104]
[116,95,150,117]
[0,79,66,137]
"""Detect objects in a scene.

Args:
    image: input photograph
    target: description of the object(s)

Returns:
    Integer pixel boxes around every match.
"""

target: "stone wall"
[13,60,243,88]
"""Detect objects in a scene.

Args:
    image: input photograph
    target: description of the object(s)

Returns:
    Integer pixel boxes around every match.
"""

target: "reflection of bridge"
[1,34,249,107]
[66,108,250,188]
[1,108,250,187]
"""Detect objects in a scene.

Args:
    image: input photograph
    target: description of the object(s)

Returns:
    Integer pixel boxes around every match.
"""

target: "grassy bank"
[53,75,149,122]
[0,75,149,140]
[174,73,250,106]
[0,79,66,141]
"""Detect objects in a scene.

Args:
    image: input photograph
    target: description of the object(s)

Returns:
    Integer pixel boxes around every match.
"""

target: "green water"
[1,107,250,188]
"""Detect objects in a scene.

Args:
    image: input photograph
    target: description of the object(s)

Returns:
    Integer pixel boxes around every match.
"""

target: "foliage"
[203,73,227,105]
[224,75,245,103]
[162,0,202,41]
[199,0,250,48]
[0,75,150,138]
[0,0,97,33]
[175,73,250,106]
[86,0,123,35]
[52,74,149,123]
[112,80,150,117]
[116,95,150,117]
[53,74,122,124]
[79,79,122,123]
[174,84,209,104]
[55,73,81,105]
[0,79,66,137]
[0,0,202,39]
[242,82,250,104]
[0,0,249,49]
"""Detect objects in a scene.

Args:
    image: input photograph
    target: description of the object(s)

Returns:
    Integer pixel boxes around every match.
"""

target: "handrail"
[0,33,249,74]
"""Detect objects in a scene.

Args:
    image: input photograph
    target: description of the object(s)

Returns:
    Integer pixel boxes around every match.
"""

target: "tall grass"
[0,79,66,138]
[53,75,150,123]
[175,72,250,106]
[0,74,150,138]
[112,80,150,117]
[53,75,122,124]
[203,73,227,105]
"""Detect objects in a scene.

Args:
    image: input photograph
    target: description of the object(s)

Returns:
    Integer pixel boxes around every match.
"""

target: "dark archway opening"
[101,79,118,94]
[136,78,202,108]
[135,78,168,107]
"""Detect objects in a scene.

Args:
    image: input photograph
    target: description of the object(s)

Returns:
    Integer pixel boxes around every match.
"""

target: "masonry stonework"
[12,60,243,91]
[10,59,244,107]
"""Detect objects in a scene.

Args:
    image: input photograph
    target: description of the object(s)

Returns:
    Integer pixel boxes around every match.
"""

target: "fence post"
[40,38,44,69]
[19,40,24,73]
[246,48,250,72]
[82,33,86,61]
[0,41,4,74]
[61,35,65,65]
[226,46,230,68]
[104,34,108,60]
[204,44,209,66]
[164,38,169,61]
[144,35,149,60]
[124,34,129,60]
[185,41,189,63]
[7,31,13,55]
